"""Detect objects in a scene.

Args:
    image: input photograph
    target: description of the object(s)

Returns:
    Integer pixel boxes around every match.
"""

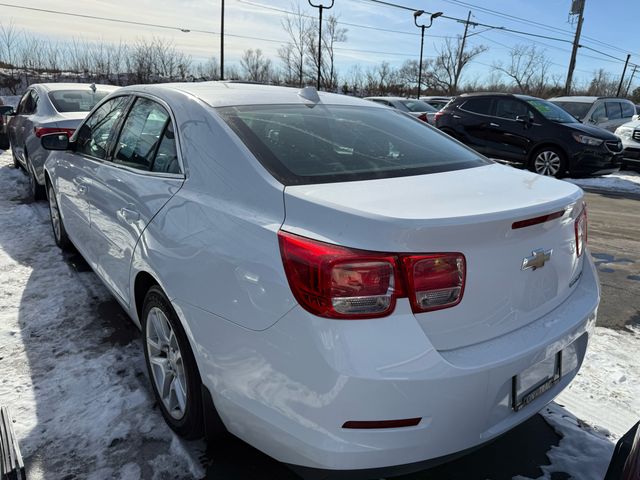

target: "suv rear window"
[460,98,493,115]
[48,90,110,112]
[218,104,489,185]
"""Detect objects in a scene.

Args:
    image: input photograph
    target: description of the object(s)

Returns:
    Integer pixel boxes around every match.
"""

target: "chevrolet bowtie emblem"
[521,248,553,271]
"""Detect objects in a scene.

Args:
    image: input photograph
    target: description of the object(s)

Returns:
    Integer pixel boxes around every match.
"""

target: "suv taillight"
[575,206,587,257]
[417,113,428,122]
[434,111,445,123]
[278,231,465,319]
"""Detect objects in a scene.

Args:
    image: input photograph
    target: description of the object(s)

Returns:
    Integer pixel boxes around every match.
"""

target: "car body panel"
[549,96,636,132]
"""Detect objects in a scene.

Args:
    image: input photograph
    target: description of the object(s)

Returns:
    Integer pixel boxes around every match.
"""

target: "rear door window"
[218,104,489,185]
[605,101,622,120]
[494,98,530,120]
[75,96,131,160]
[113,98,171,171]
[591,103,606,122]
[460,98,493,115]
[151,122,180,174]
[621,101,635,118]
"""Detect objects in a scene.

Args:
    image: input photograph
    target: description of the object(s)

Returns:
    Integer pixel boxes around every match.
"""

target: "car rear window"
[217,104,490,185]
[399,100,436,112]
[48,90,111,112]
[550,101,591,120]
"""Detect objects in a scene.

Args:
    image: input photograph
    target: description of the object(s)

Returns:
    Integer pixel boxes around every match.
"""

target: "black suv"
[435,93,622,177]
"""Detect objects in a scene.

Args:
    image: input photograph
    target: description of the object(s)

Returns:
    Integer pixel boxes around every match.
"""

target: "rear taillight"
[34,127,75,138]
[575,206,587,257]
[417,113,428,122]
[434,111,444,123]
[401,254,465,313]
[278,231,465,319]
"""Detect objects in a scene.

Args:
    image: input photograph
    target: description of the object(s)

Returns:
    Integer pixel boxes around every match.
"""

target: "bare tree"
[195,57,220,81]
[240,49,273,83]
[0,21,22,93]
[305,14,347,90]
[493,44,550,95]
[278,2,311,87]
[426,38,488,94]
[586,69,619,96]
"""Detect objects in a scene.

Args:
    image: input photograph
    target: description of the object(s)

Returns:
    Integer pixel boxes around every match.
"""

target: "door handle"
[118,207,140,224]
[452,114,462,119]
[489,122,500,127]
[77,184,88,195]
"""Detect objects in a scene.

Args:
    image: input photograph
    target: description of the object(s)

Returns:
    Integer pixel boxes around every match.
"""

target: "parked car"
[42,83,598,478]
[605,421,640,480]
[8,82,118,200]
[0,104,13,149]
[436,93,622,178]
[364,96,438,123]
[548,96,636,132]
[615,118,640,170]
[420,95,452,110]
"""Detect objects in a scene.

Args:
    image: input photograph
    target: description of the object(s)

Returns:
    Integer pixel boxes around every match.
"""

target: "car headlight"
[615,127,633,140]
[572,132,604,146]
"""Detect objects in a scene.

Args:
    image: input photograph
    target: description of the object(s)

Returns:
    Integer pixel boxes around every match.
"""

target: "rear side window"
[76,96,130,160]
[218,104,489,185]
[552,101,591,120]
[591,103,606,121]
[152,122,180,174]
[48,90,110,112]
[460,98,493,115]
[621,101,635,118]
[605,101,622,120]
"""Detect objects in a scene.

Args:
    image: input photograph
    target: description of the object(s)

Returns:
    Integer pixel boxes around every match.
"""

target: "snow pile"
[0,150,205,479]
[566,170,640,194]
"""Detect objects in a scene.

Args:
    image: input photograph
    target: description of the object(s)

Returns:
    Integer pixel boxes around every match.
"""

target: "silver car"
[549,96,636,133]
[8,83,118,200]
[364,96,438,124]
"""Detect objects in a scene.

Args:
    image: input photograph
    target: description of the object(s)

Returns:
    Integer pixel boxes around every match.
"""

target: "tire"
[142,286,204,439]
[47,182,72,251]
[529,146,567,178]
[25,152,45,201]
[11,148,20,169]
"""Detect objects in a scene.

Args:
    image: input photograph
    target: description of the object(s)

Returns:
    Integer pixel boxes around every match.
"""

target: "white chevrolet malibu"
[41,82,598,477]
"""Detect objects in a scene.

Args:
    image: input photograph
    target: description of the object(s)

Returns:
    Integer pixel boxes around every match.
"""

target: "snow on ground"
[0,148,637,480]
[0,149,205,479]
[565,170,640,194]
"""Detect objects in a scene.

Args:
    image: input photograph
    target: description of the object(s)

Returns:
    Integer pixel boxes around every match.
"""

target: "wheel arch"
[134,270,161,325]
[528,142,569,164]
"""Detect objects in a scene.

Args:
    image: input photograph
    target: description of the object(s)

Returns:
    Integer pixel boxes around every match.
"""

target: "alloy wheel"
[146,307,188,420]
[533,151,561,177]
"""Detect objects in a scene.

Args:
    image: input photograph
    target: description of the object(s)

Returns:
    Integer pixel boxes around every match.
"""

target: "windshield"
[528,99,578,123]
[400,100,437,113]
[217,104,489,185]
[48,90,111,113]
[549,101,591,121]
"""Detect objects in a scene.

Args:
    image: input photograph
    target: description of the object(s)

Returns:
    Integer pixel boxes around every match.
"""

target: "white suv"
[549,96,636,132]
[615,115,640,168]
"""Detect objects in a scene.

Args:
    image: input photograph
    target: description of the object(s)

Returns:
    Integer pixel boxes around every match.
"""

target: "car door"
[82,95,184,305]
[456,97,495,155]
[8,90,37,163]
[487,97,536,162]
[54,95,132,262]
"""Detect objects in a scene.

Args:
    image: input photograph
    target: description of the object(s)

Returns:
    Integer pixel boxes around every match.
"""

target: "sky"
[1,0,639,90]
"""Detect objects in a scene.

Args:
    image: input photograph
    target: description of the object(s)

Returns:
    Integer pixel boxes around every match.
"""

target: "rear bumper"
[177,255,599,472]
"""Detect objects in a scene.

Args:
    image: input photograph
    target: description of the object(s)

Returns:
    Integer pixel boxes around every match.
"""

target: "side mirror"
[41,133,70,151]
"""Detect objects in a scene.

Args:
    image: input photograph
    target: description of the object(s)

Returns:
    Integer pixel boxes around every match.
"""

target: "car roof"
[29,83,119,93]
[548,95,630,102]
[119,82,376,108]
[364,96,419,101]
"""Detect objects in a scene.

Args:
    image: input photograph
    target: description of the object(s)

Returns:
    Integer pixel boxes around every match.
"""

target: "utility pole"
[625,65,637,97]
[454,10,472,94]
[617,54,631,97]
[220,0,225,80]
[565,0,585,95]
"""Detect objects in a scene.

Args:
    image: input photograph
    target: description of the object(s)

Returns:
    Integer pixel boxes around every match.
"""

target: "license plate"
[512,351,562,411]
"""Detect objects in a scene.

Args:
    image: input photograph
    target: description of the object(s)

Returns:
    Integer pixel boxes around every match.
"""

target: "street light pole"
[220,0,225,80]
[308,0,334,90]
[413,10,443,99]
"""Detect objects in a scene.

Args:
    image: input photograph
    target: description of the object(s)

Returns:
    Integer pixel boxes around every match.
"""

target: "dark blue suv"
[435,93,622,178]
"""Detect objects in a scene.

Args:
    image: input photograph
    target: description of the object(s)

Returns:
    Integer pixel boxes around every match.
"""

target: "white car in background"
[364,96,439,124]
[41,82,599,477]
[8,83,118,200]
[615,117,640,169]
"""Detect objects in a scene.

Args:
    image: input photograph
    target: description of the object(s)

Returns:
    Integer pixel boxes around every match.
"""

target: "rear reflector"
[34,127,75,138]
[512,210,565,230]
[343,418,422,429]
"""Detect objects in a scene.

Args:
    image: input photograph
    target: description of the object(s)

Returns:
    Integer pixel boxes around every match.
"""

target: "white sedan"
[41,82,599,476]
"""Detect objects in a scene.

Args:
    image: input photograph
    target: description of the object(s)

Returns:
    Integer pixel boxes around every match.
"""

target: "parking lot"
[0,147,638,480]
